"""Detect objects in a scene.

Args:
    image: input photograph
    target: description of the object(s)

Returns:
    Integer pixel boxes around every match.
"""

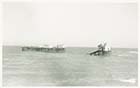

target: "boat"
[21,44,65,53]
[89,43,111,56]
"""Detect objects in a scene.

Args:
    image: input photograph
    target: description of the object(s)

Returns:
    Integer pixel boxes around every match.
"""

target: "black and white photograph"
[1,0,138,86]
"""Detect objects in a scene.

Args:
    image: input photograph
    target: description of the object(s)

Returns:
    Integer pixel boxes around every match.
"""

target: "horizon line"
[2,44,138,49]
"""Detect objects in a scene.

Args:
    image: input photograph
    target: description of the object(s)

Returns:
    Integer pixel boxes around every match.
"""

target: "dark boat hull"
[89,50,111,56]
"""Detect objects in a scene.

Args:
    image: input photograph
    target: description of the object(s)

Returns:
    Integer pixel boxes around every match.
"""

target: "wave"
[129,51,138,54]
[118,78,136,84]
[118,54,129,57]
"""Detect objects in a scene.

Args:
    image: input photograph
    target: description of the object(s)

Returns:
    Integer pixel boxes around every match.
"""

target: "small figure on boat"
[89,42,111,56]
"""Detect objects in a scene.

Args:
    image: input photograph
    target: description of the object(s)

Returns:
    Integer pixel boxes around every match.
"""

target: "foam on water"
[119,78,136,84]
[129,51,138,54]
[118,54,129,57]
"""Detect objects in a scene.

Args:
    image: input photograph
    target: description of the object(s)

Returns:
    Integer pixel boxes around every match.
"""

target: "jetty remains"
[22,44,65,53]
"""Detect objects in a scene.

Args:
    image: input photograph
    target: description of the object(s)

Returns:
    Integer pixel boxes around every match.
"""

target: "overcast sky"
[3,2,137,48]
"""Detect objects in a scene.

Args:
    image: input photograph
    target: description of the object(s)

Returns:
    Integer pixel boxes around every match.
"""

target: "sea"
[3,46,138,86]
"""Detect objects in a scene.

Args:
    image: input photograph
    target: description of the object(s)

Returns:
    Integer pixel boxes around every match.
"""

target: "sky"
[3,2,138,48]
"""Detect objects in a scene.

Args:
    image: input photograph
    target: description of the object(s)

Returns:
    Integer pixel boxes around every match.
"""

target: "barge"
[22,44,65,53]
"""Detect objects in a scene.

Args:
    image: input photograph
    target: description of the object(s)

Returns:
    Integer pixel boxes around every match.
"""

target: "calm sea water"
[3,46,138,86]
